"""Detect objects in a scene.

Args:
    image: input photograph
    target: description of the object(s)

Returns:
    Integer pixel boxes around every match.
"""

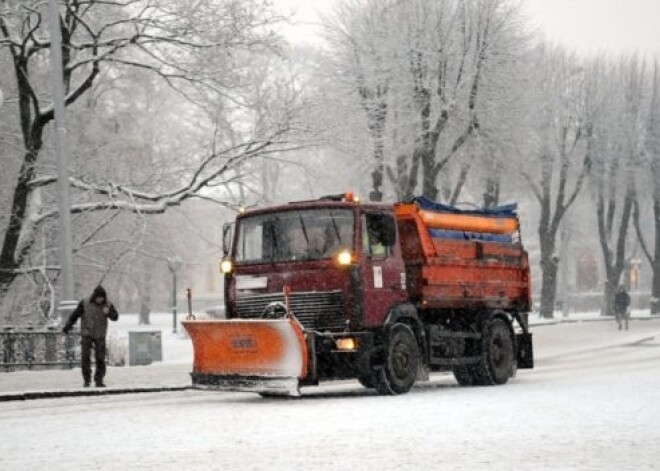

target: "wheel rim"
[491,336,504,366]
[392,340,412,380]
[489,322,512,381]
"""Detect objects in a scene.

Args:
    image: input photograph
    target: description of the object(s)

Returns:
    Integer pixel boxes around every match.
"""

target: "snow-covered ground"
[1,315,659,470]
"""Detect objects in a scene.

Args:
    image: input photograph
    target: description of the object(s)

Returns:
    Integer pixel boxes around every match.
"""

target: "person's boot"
[83,381,91,388]
[95,381,106,387]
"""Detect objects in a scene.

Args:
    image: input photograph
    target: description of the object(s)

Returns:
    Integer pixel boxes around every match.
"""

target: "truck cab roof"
[238,200,393,219]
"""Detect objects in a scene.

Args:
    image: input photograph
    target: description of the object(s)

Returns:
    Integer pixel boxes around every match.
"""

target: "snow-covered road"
[2,321,660,470]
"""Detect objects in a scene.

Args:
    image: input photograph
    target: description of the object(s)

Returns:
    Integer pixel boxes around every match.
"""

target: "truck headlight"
[336,337,358,351]
[336,250,353,266]
[220,259,233,274]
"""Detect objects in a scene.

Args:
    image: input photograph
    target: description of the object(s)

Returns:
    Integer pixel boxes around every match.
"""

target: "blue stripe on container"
[428,229,513,243]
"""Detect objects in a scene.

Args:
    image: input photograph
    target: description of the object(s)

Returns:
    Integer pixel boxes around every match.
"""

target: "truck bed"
[395,204,531,312]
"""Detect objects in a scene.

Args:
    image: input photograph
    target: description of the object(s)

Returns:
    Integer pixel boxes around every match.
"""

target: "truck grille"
[235,290,346,332]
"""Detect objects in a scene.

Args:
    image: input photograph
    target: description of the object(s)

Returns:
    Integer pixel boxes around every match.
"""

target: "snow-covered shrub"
[106,332,127,366]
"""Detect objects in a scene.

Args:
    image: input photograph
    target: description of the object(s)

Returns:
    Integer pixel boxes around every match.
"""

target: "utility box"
[128,331,162,366]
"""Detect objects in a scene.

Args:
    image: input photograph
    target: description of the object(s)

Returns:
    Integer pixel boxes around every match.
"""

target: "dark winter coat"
[614,290,631,313]
[64,286,119,338]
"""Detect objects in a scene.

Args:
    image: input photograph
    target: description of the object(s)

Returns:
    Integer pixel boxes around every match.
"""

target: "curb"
[0,386,191,402]
[530,315,660,327]
[536,335,658,362]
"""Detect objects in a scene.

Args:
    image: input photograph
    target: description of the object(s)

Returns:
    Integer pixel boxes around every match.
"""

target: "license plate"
[230,335,256,351]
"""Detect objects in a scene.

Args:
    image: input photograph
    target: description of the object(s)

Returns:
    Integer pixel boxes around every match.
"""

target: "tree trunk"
[422,147,438,200]
[652,199,660,314]
[422,174,439,201]
[539,233,558,319]
[0,145,42,296]
[449,160,472,205]
[651,264,660,315]
[368,104,386,202]
[369,141,384,202]
[540,261,559,319]
[483,170,501,209]
[601,270,621,317]
[0,54,46,297]
[598,186,634,316]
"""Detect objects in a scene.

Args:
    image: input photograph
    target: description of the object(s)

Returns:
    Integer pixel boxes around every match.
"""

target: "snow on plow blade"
[181,318,308,395]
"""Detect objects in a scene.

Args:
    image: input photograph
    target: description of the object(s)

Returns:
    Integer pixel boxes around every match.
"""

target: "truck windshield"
[235,208,355,264]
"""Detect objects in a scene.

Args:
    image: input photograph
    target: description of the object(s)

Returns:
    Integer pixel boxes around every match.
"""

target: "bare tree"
[592,57,645,316]
[520,46,595,318]
[323,0,525,202]
[394,0,524,201]
[323,0,393,201]
[0,0,296,302]
[633,59,660,314]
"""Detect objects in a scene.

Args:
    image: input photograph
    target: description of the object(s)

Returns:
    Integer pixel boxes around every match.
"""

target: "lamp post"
[47,0,75,319]
[167,257,182,333]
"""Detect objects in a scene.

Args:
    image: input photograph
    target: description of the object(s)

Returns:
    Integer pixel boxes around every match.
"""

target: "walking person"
[614,285,631,331]
[63,285,119,387]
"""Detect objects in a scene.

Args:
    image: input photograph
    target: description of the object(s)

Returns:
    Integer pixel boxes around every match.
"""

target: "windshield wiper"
[329,210,342,244]
[298,214,310,251]
[267,219,279,263]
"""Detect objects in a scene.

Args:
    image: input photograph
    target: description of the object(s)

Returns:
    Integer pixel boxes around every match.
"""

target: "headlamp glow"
[220,259,233,274]
[336,250,353,266]
[336,337,358,351]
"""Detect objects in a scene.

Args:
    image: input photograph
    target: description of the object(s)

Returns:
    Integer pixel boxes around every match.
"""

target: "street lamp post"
[47,0,75,320]
[167,257,182,334]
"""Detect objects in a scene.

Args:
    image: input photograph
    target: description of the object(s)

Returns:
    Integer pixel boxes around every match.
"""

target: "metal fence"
[0,326,80,372]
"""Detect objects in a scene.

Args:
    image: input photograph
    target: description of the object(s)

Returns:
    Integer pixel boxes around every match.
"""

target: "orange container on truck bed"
[418,208,519,234]
[395,203,531,312]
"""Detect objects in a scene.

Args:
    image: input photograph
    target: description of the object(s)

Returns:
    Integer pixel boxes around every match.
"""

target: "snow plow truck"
[182,193,533,396]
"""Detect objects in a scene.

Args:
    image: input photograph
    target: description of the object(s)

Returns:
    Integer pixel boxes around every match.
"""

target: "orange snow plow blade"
[181,318,308,395]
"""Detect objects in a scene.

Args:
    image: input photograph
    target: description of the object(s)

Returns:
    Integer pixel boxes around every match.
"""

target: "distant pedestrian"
[614,285,631,330]
[63,285,119,387]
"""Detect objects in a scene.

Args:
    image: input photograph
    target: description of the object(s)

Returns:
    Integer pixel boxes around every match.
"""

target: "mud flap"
[516,332,534,369]
[182,318,308,395]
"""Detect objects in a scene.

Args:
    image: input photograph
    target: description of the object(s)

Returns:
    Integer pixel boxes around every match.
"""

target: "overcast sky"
[525,0,660,57]
[276,0,660,58]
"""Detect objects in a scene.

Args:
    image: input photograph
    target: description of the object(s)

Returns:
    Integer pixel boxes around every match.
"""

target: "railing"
[0,326,80,372]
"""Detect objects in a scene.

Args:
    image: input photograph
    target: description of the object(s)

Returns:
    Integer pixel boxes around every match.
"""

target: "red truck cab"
[224,196,409,331]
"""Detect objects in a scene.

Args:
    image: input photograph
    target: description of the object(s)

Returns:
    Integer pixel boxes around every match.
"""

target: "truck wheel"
[374,324,419,395]
[475,318,514,385]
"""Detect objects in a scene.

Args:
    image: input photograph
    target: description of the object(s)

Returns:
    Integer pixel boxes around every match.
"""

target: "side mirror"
[222,222,234,256]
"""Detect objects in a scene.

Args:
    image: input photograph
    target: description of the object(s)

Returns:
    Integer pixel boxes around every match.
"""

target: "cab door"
[359,211,408,327]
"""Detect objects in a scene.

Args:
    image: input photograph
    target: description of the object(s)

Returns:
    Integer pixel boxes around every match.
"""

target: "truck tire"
[474,317,514,385]
[374,323,419,395]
